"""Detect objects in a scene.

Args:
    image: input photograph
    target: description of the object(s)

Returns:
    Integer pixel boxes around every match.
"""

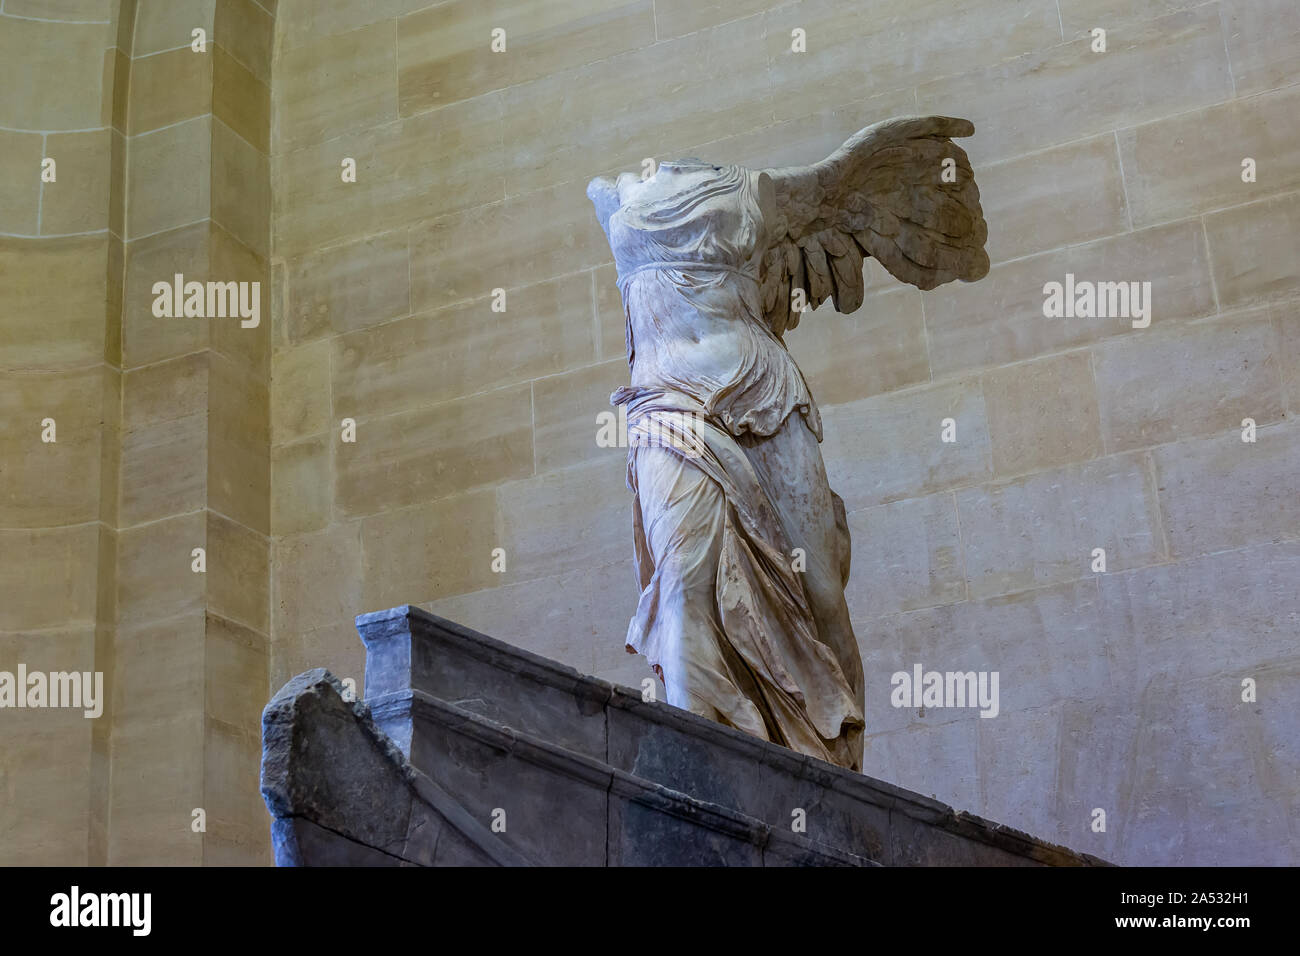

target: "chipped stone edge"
[261,667,531,867]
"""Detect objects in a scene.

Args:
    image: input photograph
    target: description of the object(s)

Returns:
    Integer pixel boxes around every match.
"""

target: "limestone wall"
[1,0,274,865]
[109,0,273,867]
[3,0,1295,867]
[269,0,1299,866]
[0,0,119,866]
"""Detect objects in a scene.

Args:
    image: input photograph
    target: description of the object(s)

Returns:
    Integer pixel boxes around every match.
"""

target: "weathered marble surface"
[586,117,989,769]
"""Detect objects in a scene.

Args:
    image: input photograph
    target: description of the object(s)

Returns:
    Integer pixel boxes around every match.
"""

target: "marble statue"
[588,116,990,771]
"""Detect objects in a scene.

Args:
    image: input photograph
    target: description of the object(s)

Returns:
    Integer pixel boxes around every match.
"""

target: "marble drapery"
[589,117,990,770]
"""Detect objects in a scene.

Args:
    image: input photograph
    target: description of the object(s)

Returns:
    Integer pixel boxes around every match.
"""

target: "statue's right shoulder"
[587,175,621,239]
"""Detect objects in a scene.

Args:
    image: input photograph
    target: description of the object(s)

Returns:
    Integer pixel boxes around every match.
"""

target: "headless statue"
[588,117,990,770]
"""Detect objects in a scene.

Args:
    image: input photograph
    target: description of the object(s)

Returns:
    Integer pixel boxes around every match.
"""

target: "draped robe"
[607,162,865,770]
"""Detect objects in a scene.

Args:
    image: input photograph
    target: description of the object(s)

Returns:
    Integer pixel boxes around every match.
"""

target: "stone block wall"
[268,0,1300,865]
[1,0,274,865]
[0,0,119,866]
[110,0,273,867]
[2,0,1296,866]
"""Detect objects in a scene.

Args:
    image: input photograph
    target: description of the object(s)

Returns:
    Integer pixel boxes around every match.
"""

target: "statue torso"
[608,163,821,440]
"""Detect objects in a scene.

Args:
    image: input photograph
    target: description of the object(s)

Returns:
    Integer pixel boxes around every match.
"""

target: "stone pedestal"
[260,605,1108,866]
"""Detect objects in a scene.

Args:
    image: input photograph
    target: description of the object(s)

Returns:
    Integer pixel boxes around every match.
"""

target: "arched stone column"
[105,0,275,866]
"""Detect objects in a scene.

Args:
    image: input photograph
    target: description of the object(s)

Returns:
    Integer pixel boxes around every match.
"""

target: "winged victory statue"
[587,116,990,771]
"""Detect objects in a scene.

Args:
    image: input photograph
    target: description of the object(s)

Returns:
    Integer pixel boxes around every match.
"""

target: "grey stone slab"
[272,817,403,867]
[261,668,414,857]
[386,691,611,867]
[261,668,526,867]
[431,823,499,867]
[400,800,443,867]
[607,779,765,867]
[889,811,1038,866]
[371,683,877,866]
[263,608,1109,866]
[762,834,879,867]
[351,604,1105,866]
[606,695,893,863]
[605,771,872,867]
[358,605,610,761]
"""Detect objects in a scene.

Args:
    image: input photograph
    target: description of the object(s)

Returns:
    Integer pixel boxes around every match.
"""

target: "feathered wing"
[758,116,989,337]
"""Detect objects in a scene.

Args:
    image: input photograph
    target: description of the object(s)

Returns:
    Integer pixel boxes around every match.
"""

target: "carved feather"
[759,115,990,334]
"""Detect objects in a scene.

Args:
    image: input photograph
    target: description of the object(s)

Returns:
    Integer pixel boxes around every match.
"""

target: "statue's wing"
[758,115,989,336]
